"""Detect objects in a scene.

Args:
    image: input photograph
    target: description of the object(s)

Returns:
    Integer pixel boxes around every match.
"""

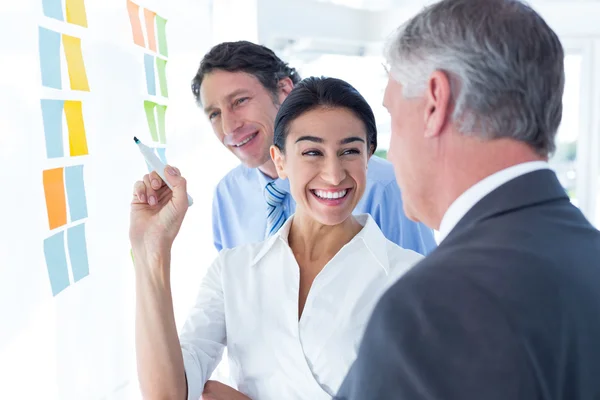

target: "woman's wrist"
[132,245,172,282]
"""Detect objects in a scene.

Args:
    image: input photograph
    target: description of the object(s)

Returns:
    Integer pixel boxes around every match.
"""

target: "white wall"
[0,0,219,398]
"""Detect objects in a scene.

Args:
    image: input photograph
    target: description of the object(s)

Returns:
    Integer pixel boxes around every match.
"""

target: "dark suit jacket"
[336,169,600,400]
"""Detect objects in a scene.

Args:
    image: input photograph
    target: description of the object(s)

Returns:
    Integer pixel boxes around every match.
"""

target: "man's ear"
[270,145,287,179]
[424,70,452,139]
[277,77,294,104]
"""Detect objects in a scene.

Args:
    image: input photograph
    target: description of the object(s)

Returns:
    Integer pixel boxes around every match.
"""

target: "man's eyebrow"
[203,89,252,114]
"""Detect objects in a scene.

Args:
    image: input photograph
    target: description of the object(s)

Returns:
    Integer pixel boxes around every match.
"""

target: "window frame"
[560,38,597,224]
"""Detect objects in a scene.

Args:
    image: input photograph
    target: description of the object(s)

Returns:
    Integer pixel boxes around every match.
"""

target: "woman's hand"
[129,165,189,259]
[202,380,252,400]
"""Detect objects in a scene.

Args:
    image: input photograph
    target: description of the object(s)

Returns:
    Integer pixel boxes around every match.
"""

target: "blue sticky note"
[156,147,167,164]
[39,27,62,89]
[42,0,64,21]
[65,165,88,222]
[40,99,64,158]
[67,224,89,282]
[44,231,70,296]
[144,53,156,96]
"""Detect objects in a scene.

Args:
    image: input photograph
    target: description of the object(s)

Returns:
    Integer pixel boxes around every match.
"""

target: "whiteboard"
[0,0,229,398]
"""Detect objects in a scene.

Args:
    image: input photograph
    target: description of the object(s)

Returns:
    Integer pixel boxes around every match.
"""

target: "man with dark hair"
[192,40,436,254]
[336,0,600,398]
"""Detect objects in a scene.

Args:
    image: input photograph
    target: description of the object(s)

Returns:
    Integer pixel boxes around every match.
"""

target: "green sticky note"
[144,101,158,142]
[156,58,168,98]
[156,104,167,144]
[156,16,168,57]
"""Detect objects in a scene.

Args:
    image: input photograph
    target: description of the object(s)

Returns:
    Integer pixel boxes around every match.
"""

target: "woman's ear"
[270,145,287,179]
[368,144,375,158]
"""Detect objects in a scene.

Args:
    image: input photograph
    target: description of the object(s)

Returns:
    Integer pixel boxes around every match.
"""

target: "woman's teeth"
[313,189,348,199]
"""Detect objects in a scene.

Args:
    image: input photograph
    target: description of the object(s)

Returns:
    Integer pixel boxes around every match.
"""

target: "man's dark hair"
[191,41,301,105]
[274,76,377,154]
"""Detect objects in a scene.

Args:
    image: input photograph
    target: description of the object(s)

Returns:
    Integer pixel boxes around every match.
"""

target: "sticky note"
[43,168,67,230]
[65,0,88,27]
[156,58,168,98]
[144,8,157,52]
[62,34,90,91]
[127,0,145,47]
[64,101,89,156]
[67,224,89,282]
[44,231,70,296]
[42,0,64,21]
[65,165,88,222]
[144,101,158,142]
[156,15,168,57]
[144,54,156,96]
[39,27,62,89]
[41,99,64,158]
[156,104,167,144]
[156,147,167,164]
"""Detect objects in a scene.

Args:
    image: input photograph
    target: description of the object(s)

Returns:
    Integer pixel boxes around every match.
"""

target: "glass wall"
[549,54,583,206]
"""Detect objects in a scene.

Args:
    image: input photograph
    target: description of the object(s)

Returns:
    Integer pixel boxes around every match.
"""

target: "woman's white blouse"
[180,214,423,400]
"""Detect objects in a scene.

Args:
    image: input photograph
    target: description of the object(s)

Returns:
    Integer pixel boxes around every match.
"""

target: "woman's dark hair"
[274,76,377,154]
[191,41,301,104]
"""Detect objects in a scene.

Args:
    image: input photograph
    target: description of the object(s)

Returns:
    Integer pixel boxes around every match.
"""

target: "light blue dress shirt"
[211,156,436,255]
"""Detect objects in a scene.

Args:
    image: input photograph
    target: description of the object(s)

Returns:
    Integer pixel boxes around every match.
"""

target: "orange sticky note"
[62,34,90,91]
[64,101,89,157]
[144,8,157,52]
[127,0,145,47]
[65,0,88,27]
[43,168,67,230]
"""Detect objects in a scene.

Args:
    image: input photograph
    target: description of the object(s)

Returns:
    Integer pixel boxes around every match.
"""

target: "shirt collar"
[438,161,550,243]
[251,214,390,274]
[256,168,290,193]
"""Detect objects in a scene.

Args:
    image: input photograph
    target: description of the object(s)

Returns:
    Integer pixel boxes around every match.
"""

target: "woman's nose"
[321,158,346,186]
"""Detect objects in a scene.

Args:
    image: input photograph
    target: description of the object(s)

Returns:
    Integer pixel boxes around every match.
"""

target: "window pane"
[549,54,582,206]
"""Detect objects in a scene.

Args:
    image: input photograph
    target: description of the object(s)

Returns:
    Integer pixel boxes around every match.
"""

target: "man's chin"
[238,157,270,170]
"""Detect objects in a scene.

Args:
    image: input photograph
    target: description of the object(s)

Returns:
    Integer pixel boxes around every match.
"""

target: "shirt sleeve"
[212,187,223,252]
[377,181,437,255]
[336,266,537,400]
[179,256,227,400]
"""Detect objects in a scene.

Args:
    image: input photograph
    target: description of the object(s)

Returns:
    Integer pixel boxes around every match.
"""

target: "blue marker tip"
[133,136,140,144]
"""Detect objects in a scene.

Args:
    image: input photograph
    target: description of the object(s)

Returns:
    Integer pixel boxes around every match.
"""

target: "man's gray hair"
[385,0,564,156]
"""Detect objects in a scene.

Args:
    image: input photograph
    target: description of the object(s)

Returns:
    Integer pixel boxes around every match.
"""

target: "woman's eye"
[342,148,361,156]
[303,150,322,156]
[209,111,220,121]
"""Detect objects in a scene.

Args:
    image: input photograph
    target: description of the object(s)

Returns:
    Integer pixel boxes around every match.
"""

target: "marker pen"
[133,136,194,207]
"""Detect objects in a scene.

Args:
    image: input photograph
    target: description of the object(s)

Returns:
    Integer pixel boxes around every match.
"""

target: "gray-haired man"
[337,0,600,398]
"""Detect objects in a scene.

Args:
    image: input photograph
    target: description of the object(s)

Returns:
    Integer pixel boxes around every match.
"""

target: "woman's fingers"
[133,180,147,203]
[142,174,158,206]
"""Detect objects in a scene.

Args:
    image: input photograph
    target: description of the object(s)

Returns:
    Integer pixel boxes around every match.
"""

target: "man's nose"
[221,109,243,136]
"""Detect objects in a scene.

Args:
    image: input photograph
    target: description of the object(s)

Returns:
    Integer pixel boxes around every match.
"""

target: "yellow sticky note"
[62,34,90,91]
[65,0,88,27]
[64,101,89,157]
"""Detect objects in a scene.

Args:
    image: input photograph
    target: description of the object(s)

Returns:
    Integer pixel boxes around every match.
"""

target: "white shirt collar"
[252,213,390,273]
[438,161,550,243]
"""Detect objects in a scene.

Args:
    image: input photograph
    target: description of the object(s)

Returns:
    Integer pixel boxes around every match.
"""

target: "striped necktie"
[264,181,287,237]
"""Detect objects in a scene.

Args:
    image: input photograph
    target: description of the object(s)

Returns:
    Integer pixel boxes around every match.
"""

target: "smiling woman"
[271,77,377,227]
[129,76,426,400]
